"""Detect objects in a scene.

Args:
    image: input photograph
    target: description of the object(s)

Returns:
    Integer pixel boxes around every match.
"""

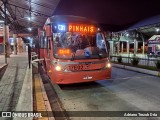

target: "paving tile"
[0,86,3,93]
[0,53,28,114]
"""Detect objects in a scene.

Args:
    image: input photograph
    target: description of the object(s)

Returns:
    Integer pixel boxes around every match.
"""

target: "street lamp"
[28,27,32,31]
[156,28,159,32]
[27,17,31,21]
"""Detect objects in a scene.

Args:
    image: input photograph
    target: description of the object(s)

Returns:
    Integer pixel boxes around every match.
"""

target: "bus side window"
[40,37,43,48]
[47,37,51,50]
[44,37,47,49]
[47,37,51,58]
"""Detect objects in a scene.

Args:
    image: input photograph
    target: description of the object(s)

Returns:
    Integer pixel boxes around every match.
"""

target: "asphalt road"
[50,67,160,120]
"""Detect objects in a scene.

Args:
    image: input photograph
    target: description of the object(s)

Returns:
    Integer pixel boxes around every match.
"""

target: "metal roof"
[0,0,60,35]
[124,15,160,36]
[128,15,160,30]
[148,35,160,40]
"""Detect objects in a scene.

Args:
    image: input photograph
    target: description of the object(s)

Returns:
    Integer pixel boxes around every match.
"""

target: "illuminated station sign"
[55,24,96,33]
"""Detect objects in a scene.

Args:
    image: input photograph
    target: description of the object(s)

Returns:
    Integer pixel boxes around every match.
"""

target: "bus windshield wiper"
[71,52,76,61]
[94,48,103,59]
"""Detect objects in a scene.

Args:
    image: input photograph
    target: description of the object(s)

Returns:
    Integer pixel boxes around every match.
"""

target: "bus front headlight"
[55,65,62,71]
[106,63,111,68]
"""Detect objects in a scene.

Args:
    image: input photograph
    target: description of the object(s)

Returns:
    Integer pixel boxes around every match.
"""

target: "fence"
[110,55,160,67]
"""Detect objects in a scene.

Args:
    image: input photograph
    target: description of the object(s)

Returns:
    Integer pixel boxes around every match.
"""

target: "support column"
[13,34,17,55]
[3,0,9,64]
[113,41,115,54]
[3,25,7,64]
[121,42,123,53]
[23,42,26,52]
[109,41,114,55]
[134,39,137,55]
[127,41,130,54]
[117,41,120,55]
[142,40,145,54]
[136,41,138,54]
[17,37,23,53]
[3,25,10,58]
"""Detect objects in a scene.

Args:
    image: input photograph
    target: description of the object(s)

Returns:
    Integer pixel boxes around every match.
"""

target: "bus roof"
[45,15,98,25]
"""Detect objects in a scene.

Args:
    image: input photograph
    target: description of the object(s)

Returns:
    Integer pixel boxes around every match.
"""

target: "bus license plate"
[83,76,93,80]
[68,65,84,71]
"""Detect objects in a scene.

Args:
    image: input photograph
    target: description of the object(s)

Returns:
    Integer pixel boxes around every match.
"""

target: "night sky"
[54,0,160,26]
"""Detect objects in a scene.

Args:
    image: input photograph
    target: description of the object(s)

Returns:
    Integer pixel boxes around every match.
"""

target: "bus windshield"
[53,32,108,60]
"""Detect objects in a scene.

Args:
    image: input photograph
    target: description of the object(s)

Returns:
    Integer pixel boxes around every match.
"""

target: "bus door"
[45,37,52,72]
[39,31,45,61]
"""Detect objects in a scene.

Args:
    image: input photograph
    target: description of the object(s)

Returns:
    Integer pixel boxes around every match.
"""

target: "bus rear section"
[43,15,112,84]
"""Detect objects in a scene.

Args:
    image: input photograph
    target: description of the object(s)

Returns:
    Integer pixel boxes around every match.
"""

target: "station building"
[0,25,27,55]
[108,15,160,57]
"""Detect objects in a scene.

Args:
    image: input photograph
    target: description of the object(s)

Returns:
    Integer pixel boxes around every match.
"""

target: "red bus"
[39,15,111,84]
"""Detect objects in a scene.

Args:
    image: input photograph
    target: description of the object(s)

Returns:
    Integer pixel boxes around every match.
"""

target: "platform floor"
[0,53,53,120]
[0,53,32,119]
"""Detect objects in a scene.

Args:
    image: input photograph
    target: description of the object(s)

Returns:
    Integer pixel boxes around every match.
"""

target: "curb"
[33,62,55,120]
[38,74,55,120]
[0,64,7,70]
[112,63,160,77]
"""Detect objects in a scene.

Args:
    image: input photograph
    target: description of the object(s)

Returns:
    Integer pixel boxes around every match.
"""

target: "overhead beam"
[0,5,11,23]
[1,0,22,32]
[24,0,53,10]
[7,2,50,17]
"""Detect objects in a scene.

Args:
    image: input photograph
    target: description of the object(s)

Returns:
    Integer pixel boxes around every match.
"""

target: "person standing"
[28,44,31,68]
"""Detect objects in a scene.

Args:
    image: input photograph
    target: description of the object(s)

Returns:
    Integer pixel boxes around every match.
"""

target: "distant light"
[156,28,160,32]
[126,33,129,37]
[0,20,4,23]
[30,39,33,44]
[28,27,32,31]
[27,17,31,21]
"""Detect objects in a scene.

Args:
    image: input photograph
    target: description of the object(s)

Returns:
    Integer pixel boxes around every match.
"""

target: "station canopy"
[126,15,160,36]
[0,0,60,35]
[148,35,160,41]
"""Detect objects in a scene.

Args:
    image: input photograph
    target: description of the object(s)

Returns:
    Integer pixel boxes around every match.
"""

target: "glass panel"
[53,32,108,59]
[40,37,44,48]
[44,37,47,48]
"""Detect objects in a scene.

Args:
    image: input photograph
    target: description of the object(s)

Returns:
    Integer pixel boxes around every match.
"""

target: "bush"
[131,56,139,66]
[117,56,122,63]
[155,60,160,70]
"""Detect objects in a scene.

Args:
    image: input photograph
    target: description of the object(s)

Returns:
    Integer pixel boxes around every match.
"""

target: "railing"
[110,55,160,67]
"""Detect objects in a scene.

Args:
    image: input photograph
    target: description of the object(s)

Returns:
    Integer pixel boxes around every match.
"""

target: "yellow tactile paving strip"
[34,74,48,120]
